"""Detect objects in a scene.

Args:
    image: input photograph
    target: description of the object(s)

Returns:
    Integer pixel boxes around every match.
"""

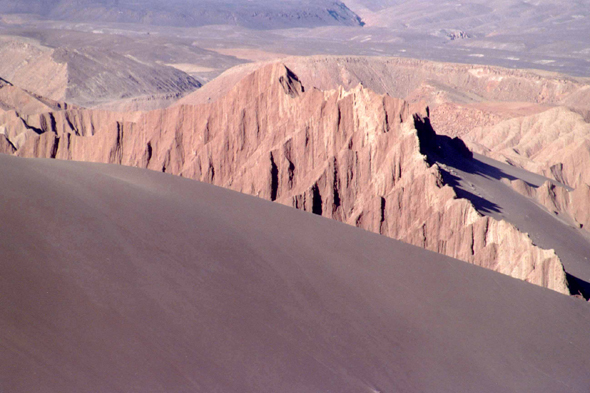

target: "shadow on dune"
[414,113,536,184]
[438,169,502,215]
[566,273,590,300]
[413,113,517,215]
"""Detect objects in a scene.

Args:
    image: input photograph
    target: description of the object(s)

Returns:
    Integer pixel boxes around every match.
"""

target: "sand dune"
[1,154,590,392]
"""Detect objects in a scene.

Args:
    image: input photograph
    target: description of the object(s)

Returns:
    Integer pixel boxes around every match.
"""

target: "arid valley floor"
[2,1,590,392]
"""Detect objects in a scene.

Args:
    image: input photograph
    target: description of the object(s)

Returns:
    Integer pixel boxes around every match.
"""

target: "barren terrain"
[2,154,590,392]
[2,1,590,390]
[1,0,589,110]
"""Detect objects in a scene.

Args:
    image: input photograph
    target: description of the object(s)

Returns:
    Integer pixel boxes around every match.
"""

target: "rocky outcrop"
[0,76,71,115]
[7,63,570,294]
[446,30,471,40]
[0,79,70,150]
[0,79,140,151]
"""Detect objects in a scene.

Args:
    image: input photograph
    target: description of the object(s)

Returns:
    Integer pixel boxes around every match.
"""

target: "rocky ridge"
[0,79,140,153]
[180,56,590,109]
[178,56,590,148]
[6,63,569,294]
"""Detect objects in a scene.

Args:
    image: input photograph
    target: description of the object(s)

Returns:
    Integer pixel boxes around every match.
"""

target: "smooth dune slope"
[1,155,589,393]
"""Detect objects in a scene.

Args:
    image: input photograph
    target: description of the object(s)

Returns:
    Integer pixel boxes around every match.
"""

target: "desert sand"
[1,154,590,392]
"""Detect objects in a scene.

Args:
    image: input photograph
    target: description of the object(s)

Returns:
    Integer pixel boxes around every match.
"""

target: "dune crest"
[2,154,589,392]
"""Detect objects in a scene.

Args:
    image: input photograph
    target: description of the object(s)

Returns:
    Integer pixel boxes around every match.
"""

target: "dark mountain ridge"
[0,0,365,29]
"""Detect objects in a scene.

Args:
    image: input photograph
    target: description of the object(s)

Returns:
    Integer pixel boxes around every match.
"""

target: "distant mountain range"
[0,0,365,29]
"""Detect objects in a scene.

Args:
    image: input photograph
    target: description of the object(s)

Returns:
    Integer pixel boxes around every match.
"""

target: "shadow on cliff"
[566,273,590,300]
[415,112,590,300]
[413,112,511,215]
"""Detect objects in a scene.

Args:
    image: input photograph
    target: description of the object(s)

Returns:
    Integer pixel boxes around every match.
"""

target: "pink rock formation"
[9,63,569,294]
[0,78,141,151]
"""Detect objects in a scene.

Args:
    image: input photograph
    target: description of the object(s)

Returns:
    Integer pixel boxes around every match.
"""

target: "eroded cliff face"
[7,63,569,294]
[0,72,152,154]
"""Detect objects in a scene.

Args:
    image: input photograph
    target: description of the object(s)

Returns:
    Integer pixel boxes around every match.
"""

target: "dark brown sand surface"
[1,155,590,392]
